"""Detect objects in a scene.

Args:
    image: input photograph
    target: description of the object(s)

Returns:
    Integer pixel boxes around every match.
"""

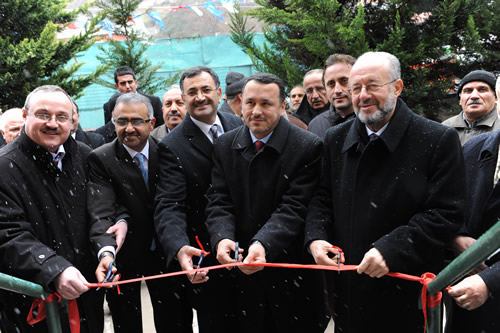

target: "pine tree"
[0,0,108,111]
[230,0,500,119]
[95,0,180,95]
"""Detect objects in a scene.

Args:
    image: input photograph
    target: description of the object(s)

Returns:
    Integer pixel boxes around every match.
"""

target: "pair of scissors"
[191,253,204,282]
[96,262,116,291]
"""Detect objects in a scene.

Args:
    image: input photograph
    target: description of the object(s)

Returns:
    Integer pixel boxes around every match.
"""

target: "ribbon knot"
[27,293,80,333]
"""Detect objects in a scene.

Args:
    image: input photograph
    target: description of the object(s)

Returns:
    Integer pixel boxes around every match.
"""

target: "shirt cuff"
[97,246,116,260]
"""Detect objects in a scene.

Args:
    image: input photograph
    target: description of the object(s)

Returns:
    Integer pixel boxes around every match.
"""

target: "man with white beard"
[305,51,465,332]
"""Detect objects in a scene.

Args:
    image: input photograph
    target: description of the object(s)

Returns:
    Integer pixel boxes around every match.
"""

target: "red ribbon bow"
[27,293,80,333]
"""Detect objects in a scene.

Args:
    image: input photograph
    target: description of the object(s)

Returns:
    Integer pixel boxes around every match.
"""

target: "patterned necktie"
[52,152,65,170]
[255,140,264,153]
[209,124,219,142]
[134,153,148,189]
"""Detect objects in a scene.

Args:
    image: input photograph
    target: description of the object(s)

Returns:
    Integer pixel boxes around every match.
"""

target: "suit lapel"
[148,137,159,197]
[183,114,213,160]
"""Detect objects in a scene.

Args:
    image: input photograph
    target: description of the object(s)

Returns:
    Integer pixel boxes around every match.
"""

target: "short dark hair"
[179,66,220,92]
[325,54,356,68]
[243,72,286,103]
[114,66,136,84]
[323,54,356,84]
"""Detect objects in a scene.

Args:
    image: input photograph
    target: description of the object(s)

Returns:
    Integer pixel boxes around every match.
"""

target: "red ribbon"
[27,293,80,333]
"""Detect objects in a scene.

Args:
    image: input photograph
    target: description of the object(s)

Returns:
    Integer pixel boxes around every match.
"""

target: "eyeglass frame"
[28,111,72,124]
[349,79,398,96]
[112,117,152,127]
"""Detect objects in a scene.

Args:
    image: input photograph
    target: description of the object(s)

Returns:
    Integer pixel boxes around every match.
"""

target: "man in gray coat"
[443,70,500,145]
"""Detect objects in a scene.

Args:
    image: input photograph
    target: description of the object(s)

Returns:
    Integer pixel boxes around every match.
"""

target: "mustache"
[167,110,182,118]
[193,100,210,107]
[467,99,482,105]
[311,98,324,103]
[249,115,265,121]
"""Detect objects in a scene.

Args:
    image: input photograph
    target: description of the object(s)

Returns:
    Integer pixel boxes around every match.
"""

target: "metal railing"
[426,220,500,332]
[0,273,62,332]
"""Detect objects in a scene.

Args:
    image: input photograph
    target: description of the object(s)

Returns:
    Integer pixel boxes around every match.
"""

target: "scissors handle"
[234,242,239,262]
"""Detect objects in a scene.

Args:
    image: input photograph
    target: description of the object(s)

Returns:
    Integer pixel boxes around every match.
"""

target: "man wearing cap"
[218,72,247,117]
[443,70,500,145]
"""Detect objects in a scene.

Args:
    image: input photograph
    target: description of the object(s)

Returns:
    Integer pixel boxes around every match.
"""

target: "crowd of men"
[0,52,499,333]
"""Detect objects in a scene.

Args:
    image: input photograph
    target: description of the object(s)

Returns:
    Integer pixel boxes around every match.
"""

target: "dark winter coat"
[445,130,500,333]
[205,117,328,332]
[75,124,105,149]
[305,99,465,332]
[0,130,103,332]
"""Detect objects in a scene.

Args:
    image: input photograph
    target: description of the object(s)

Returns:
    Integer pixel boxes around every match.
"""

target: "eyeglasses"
[185,87,216,97]
[31,113,71,123]
[112,118,151,127]
[349,79,397,95]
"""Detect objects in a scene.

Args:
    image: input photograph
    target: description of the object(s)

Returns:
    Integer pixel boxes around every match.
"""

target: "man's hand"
[357,248,389,278]
[216,239,244,267]
[106,222,128,254]
[240,242,266,275]
[177,245,209,284]
[309,240,345,266]
[453,235,487,274]
[55,267,89,300]
[95,255,117,285]
[448,274,489,310]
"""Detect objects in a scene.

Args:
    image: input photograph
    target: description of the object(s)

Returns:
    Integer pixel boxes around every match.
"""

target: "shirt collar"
[191,115,223,142]
[50,144,66,159]
[365,122,389,137]
[249,129,273,144]
[122,139,150,160]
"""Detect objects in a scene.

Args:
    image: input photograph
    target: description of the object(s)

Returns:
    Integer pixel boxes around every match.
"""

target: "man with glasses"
[305,51,465,332]
[292,69,330,125]
[87,93,191,332]
[155,66,242,332]
[0,85,104,332]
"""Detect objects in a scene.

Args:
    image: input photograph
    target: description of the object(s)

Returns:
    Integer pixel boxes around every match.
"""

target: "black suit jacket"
[75,124,105,149]
[88,137,160,271]
[154,112,242,264]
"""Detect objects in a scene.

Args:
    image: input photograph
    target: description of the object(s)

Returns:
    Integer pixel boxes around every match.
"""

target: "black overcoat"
[305,99,465,332]
[445,130,500,333]
[0,130,103,332]
[205,117,328,333]
[153,111,242,332]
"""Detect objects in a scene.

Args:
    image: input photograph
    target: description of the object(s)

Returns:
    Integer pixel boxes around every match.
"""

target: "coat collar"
[17,128,77,175]
[447,108,498,129]
[476,131,500,163]
[232,117,289,159]
[342,98,412,154]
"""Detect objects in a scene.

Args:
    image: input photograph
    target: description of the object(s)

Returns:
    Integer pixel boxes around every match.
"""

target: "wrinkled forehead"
[303,72,323,88]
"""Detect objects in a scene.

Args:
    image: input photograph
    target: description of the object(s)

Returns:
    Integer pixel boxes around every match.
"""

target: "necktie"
[369,133,379,142]
[134,153,148,188]
[209,124,219,142]
[255,140,264,153]
[53,152,65,170]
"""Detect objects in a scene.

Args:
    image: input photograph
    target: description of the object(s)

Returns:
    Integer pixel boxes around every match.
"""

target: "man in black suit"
[71,100,105,149]
[88,93,191,332]
[445,130,500,333]
[97,66,164,143]
[154,66,242,332]
[205,72,327,333]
